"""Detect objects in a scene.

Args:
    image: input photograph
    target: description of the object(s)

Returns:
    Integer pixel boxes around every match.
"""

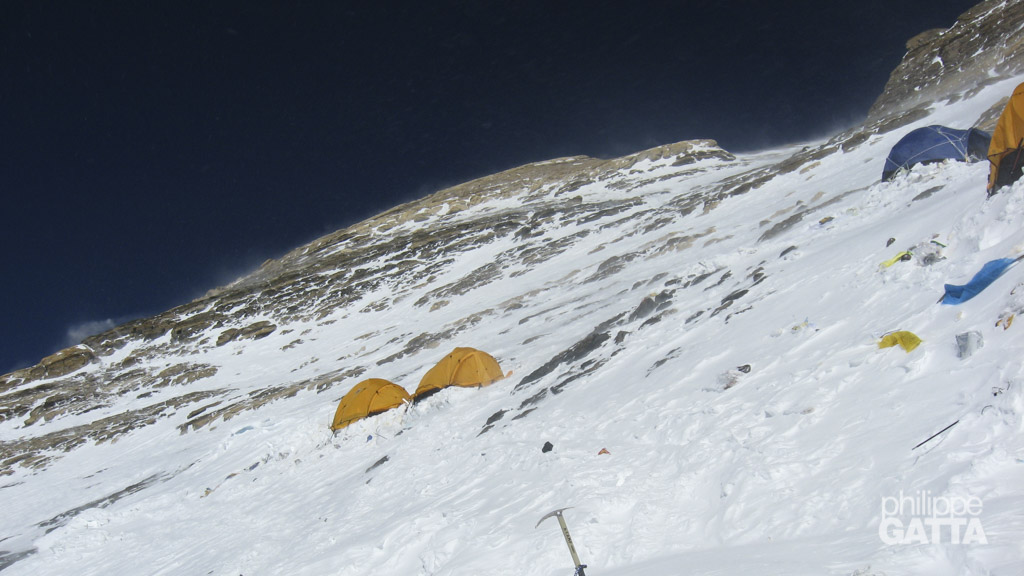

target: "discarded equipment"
[941,257,1022,304]
[913,420,960,450]
[879,331,922,353]
[955,331,984,359]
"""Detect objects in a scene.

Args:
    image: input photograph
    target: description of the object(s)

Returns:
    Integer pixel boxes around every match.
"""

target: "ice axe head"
[535,507,572,529]
[536,507,585,573]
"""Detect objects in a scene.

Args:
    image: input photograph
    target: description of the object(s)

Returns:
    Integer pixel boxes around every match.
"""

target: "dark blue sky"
[1,1,978,372]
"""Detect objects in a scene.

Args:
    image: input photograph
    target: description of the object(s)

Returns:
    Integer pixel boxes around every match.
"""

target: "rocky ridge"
[1,0,1020,478]
[868,0,1024,122]
[0,139,750,475]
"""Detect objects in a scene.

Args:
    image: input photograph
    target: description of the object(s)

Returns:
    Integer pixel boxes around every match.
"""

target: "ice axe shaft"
[536,507,586,575]
[554,513,582,568]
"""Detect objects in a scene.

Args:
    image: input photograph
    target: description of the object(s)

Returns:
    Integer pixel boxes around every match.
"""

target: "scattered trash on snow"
[996,313,1015,330]
[879,330,922,353]
[912,420,960,450]
[942,257,1021,304]
[955,331,984,359]
[880,250,912,268]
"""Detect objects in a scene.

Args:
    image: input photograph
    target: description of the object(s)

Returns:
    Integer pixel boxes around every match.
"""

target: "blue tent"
[882,125,991,182]
[941,258,1019,305]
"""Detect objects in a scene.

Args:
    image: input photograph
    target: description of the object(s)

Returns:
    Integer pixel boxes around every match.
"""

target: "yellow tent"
[330,378,411,431]
[987,82,1024,193]
[879,331,922,353]
[413,347,504,400]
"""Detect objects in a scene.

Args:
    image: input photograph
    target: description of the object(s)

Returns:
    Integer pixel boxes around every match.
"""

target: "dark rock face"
[216,321,278,346]
[868,0,1024,122]
[32,346,95,380]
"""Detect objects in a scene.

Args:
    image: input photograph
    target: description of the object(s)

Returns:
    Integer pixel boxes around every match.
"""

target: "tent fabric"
[414,347,504,400]
[330,378,411,431]
[993,146,1024,193]
[879,331,923,353]
[988,82,1024,193]
[941,258,1018,305]
[882,125,991,182]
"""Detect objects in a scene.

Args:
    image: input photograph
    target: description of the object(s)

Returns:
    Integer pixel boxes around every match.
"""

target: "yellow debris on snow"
[878,331,922,353]
[881,251,912,268]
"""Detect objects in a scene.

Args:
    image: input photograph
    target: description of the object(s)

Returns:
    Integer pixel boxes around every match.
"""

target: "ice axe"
[536,507,587,576]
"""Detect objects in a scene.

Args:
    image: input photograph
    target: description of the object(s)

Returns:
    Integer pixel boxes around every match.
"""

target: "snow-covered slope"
[3,33,1024,576]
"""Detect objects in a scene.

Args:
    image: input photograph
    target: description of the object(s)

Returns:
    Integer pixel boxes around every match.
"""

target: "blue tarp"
[941,258,1018,305]
[882,125,991,182]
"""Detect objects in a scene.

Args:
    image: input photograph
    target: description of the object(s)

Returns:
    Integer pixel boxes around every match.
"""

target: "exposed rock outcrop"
[868,0,1024,121]
[216,321,278,346]
[32,346,95,379]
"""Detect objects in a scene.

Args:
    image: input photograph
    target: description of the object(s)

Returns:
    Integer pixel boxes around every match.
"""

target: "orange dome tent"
[987,82,1024,193]
[330,378,411,431]
[413,347,505,401]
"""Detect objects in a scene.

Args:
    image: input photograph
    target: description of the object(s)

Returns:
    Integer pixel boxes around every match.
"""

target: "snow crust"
[3,76,1024,575]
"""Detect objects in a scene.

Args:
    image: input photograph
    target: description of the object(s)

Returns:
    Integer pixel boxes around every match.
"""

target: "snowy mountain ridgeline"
[4,2,1024,575]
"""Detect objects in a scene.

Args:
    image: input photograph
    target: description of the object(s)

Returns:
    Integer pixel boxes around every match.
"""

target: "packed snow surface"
[3,77,1024,575]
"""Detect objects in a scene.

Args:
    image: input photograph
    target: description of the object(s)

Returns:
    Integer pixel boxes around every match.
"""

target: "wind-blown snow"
[3,76,1024,575]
